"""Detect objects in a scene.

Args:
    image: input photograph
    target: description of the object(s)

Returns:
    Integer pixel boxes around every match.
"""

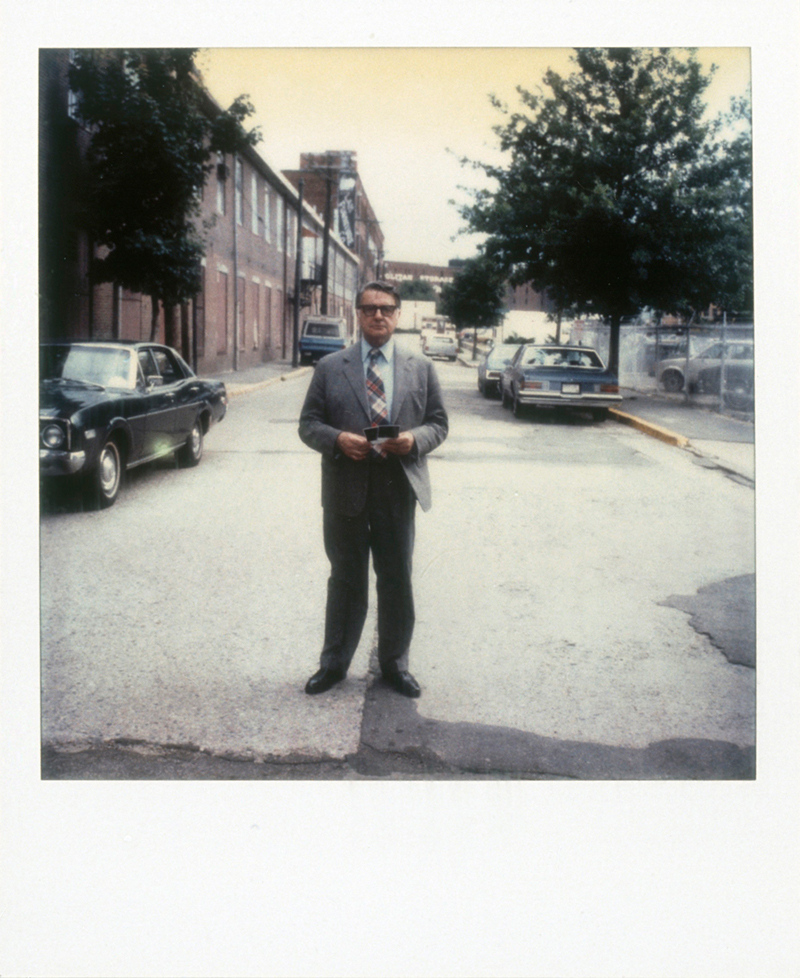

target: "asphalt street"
[40,339,756,779]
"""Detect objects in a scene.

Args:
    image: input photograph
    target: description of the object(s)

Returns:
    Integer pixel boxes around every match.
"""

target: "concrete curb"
[226,366,312,398]
[609,407,690,448]
[610,408,753,485]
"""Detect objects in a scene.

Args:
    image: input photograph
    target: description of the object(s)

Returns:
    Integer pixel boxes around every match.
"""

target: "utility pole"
[320,155,333,315]
[292,178,304,369]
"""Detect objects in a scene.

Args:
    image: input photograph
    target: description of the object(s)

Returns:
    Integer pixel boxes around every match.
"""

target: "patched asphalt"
[661,574,755,668]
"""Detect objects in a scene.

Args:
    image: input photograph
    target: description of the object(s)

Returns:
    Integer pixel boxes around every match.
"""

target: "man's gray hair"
[356,280,402,310]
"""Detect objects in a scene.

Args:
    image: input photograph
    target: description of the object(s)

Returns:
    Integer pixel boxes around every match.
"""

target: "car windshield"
[522,347,603,368]
[41,345,135,389]
[305,323,341,337]
[698,342,752,360]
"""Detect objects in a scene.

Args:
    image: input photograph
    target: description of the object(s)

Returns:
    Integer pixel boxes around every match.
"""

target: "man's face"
[358,289,400,348]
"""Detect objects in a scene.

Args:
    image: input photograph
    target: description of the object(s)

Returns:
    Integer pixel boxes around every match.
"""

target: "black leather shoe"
[305,666,346,695]
[382,670,421,698]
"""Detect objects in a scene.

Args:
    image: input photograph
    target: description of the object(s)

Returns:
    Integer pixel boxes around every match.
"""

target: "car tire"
[661,370,684,393]
[84,437,123,509]
[592,407,609,422]
[177,417,204,468]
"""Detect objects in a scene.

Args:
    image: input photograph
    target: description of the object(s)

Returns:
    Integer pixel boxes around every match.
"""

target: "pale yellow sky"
[198,47,751,266]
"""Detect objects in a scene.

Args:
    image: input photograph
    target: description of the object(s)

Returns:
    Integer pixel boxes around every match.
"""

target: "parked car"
[499,344,622,420]
[298,316,349,365]
[657,339,754,394]
[477,343,519,397]
[40,340,227,509]
[422,334,458,361]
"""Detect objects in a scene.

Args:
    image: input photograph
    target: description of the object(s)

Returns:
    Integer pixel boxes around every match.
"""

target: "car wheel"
[661,370,684,393]
[177,417,204,467]
[84,437,123,509]
[592,407,609,422]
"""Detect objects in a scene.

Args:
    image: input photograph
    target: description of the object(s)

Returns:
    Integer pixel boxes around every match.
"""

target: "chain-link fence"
[568,320,754,418]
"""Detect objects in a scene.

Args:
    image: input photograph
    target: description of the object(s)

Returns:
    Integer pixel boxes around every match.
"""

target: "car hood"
[39,382,119,418]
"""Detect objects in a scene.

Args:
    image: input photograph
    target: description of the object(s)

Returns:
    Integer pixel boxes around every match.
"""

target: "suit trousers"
[320,455,417,676]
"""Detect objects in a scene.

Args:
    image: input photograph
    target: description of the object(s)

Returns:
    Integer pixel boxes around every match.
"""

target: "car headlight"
[41,424,66,449]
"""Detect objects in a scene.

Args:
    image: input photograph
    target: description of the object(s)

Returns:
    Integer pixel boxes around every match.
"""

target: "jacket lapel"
[391,350,413,423]
[343,347,371,422]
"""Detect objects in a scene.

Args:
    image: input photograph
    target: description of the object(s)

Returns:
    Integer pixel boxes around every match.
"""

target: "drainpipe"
[292,179,304,368]
[321,159,333,315]
[233,157,239,373]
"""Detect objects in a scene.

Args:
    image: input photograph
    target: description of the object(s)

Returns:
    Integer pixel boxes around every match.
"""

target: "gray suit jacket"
[298,343,449,516]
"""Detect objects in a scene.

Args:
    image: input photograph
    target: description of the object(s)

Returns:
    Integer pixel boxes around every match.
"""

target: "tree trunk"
[149,296,160,341]
[164,303,180,350]
[180,302,191,362]
[608,313,621,376]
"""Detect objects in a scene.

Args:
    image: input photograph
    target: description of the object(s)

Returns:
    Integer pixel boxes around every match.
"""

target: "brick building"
[283,150,384,287]
[38,50,360,373]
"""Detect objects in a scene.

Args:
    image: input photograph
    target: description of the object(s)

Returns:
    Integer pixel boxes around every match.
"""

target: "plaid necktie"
[366,348,388,456]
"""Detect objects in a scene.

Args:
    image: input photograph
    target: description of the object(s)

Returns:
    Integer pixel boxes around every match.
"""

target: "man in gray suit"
[298,280,449,697]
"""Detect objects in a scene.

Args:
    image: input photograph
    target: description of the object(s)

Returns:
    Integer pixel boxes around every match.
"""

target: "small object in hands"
[364,424,399,445]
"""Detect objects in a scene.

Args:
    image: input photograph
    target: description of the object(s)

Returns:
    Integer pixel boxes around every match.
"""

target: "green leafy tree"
[69,48,260,344]
[459,48,752,373]
[397,278,438,302]
[439,255,507,359]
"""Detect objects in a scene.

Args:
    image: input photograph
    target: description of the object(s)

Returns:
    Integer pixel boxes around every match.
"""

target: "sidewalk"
[207,358,311,397]
[613,388,754,484]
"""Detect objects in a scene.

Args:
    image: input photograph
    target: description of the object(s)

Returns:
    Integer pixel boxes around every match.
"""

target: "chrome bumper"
[517,392,623,408]
[40,449,87,475]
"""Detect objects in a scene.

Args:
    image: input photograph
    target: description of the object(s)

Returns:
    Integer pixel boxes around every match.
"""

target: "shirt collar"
[361,336,395,365]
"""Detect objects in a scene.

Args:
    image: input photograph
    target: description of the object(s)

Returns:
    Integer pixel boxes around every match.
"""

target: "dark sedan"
[40,341,227,508]
[477,343,519,397]
[499,344,622,420]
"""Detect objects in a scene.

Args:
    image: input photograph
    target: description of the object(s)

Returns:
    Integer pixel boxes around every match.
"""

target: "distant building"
[38,49,360,372]
[283,151,384,286]
[383,261,456,294]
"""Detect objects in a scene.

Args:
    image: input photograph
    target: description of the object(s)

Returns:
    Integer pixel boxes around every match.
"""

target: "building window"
[216,154,226,215]
[217,270,228,354]
[251,173,259,235]
[264,188,271,242]
[235,159,243,226]
[287,210,296,258]
[276,198,284,252]
[237,276,246,350]
[265,285,273,348]
[252,280,260,348]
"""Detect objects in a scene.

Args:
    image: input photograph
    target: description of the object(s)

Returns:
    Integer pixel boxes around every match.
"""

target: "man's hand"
[335,431,371,460]
[382,431,415,456]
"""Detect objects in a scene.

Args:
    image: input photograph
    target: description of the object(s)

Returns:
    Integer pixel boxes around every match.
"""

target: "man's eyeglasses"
[358,304,398,317]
